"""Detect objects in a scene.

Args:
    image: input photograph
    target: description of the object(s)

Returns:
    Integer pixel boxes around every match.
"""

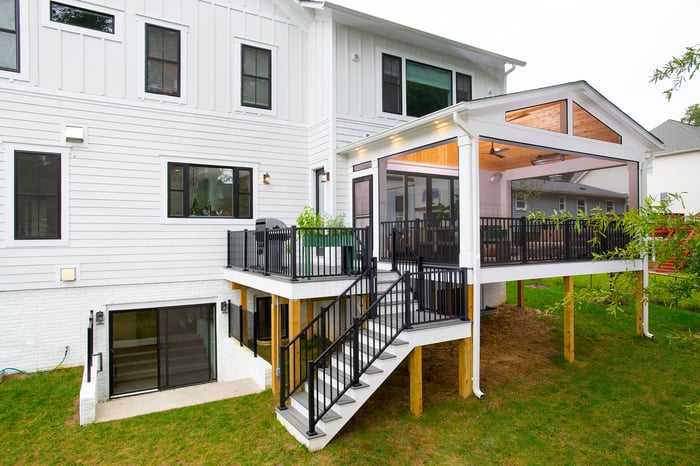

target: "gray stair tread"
[320,367,370,389]
[306,380,355,405]
[290,393,342,423]
[276,406,327,439]
[363,329,407,346]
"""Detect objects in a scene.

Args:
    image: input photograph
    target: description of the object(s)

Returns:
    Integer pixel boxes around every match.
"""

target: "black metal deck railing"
[379,217,630,267]
[227,226,372,280]
[480,217,630,265]
[296,266,467,436]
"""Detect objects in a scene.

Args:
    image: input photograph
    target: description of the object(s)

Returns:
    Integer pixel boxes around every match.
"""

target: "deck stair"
[276,264,470,451]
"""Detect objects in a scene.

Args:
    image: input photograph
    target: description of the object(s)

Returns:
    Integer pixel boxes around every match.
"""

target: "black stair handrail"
[304,266,468,436]
[278,258,377,409]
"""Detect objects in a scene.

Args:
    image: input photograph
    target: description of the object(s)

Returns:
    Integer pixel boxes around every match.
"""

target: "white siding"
[7,0,308,123]
[0,87,308,290]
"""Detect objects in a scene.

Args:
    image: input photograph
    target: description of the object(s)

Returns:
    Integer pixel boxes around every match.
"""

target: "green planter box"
[302,234,355,247]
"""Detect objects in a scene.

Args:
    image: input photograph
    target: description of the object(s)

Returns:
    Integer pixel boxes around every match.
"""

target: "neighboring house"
[511,178,628,218]
[647,120,700,213]
[0,0,662,451]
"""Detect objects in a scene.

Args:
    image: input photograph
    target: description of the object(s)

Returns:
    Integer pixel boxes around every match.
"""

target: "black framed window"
[456,72,472,103]
[0,0,19,72]
[241,44,271,109]
[15,151,61,240]
[382,53,402,114]
[168,163,252,218]
[50,2,114,34]
[146,24,180,96]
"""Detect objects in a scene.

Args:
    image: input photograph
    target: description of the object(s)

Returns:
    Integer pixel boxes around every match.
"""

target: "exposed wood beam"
[517,280,525,307]
[459,284,474,398]
[289,299,301,389]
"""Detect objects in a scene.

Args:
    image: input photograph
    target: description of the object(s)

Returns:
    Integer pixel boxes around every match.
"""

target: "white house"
[647,120,700,213]
[0,0,663,451]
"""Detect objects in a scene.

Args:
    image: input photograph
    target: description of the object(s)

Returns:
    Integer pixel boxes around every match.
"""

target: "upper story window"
[456,73,472,103]
[241,44,271,110]
[50,1,114,34]
[15,151,61,240]
[0,0,19,72]
[381,53,472,118]
[168,163,252,219]
[146,24,180,97]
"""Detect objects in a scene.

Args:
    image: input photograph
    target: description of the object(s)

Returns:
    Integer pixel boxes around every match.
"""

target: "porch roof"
[336,81,664,162]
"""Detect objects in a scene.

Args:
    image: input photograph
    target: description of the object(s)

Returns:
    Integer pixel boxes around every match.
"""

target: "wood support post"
[517,280,525,307]
[289,299,301,389]
[459,284,474,398]
[563,276,575,362]
[409,346,423,417]
[635,270,644,336]
[271,294,280,397]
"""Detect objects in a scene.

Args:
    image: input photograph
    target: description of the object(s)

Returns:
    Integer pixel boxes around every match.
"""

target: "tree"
[531,193,700,313]
[681,103,700,126]
[651,44,700,100]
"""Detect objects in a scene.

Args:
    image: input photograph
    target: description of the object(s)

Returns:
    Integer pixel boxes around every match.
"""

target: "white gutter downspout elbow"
[452,111,485,399]
[640,152,656,340]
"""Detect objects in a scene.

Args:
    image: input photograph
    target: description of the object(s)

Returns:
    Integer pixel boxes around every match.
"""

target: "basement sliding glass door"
[110,304,216,397]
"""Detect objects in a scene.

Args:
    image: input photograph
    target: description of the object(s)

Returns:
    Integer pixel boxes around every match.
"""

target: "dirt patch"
[418,304,559,396]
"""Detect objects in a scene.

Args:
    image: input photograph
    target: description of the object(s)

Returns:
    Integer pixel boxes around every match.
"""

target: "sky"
[332,0,700,130]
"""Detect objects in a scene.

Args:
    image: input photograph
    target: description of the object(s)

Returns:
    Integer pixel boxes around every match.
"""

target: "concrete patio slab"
[95,378,262,423]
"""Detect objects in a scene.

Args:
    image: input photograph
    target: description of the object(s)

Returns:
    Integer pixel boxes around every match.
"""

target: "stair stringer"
[276,319,471,451]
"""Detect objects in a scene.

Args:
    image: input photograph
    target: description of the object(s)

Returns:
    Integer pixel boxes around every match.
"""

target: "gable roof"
[301,1,526,69]
[512,179,628,199]
[650,120,700,155]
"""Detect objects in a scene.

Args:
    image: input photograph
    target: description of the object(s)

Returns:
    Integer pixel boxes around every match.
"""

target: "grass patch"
[2,275,699,464]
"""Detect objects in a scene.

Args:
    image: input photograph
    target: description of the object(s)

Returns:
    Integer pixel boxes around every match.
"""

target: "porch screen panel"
[407,176,427,221]
[353,176,372,229]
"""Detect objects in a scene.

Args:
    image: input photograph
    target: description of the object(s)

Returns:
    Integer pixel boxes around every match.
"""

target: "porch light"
[263,173,271,184]
[221,301,228,313]
[320,171,330,182]
[95,311,104,325]
[531,154,564,166]
[65,125,85,143]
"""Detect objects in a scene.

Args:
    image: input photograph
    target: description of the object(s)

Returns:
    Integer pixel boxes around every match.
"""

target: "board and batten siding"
[0,87,308,291]
[15,0,309,123]
[333,23,506,121]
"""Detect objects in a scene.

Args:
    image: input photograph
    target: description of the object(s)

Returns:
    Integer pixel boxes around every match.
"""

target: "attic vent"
[660,192,670,201]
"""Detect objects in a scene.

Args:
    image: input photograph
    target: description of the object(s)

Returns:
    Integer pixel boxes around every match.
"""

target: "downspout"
[639,152,655,339]
[453,111,485,399]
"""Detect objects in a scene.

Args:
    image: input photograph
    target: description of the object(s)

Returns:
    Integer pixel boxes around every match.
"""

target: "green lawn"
[1,275,698,464]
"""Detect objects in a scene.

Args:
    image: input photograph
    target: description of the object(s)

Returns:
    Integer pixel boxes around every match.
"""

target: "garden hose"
[0,347,68,382]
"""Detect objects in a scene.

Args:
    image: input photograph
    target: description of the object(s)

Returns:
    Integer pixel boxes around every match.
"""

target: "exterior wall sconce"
[320,171,330,183]
[263,173,271,184]
[65,125,85,143]
[221,301,228,313]
[95,311,105,325]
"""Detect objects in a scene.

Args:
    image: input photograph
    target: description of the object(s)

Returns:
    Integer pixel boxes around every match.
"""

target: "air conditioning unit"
[659,192,670,201]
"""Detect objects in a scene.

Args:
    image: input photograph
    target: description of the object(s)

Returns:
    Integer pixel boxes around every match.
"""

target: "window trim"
[145,23,181,97]
[0,0,20,72]
[136,16,187,103]
[165,161,254,220]
[241,44,272,110]
[40,0,124,42]
[233,37,277,115]
[49,1,115,34]
[4,143,70,246]
[377,50,474,119]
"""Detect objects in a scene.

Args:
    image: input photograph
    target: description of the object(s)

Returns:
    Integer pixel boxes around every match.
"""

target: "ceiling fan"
[482,142,509,159]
